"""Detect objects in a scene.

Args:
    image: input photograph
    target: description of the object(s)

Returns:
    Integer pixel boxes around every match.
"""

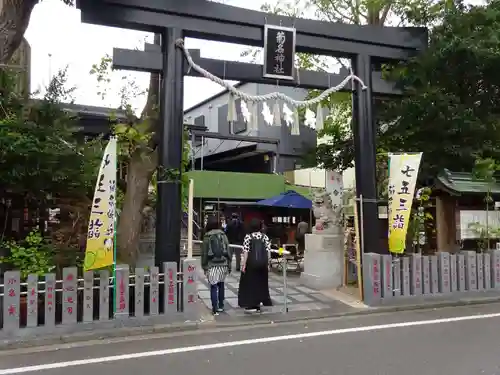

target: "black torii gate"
[76,0,427,267]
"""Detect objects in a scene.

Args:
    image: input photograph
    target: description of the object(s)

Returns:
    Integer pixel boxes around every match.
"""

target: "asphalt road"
[2,303,500,375]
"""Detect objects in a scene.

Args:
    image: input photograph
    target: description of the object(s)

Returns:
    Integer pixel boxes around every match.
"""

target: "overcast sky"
[24,0,274,113]
[24,0,485,115]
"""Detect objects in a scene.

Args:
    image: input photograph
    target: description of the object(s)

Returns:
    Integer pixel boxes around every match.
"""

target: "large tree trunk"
[116,34,161,266]
[116,149,157,265]
[0,0,38,64]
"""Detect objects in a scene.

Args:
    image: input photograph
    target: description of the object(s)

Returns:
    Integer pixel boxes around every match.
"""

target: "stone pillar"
[430,255,439,294]
[115,265,130,318]
[438,252,451,293]
[464,251,477,291]
[410,254,422,296]
[362,253,382,305]
[450,254,457,293]
[401,257,411,296]
[457,253,466,291]
[301,232,344,289]
[477,253,484,291]
[422,256,431,295]
[483,253,491,289]
[393,257,401,296]
[381,255,393,299]
[490,250,500,288]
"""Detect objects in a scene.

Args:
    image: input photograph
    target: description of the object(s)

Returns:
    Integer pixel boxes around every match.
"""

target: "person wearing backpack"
[201,216,232,315]
[238,218,272,313]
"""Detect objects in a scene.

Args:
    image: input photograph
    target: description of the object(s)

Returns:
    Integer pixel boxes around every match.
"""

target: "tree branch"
[0,0,38,64]
[380,1,394,24]
[324,0,357,23]
[141,33,161,120]
[140,33,161,150]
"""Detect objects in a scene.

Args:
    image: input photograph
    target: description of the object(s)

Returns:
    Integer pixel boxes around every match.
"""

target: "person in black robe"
[225,213,244,271]
[238,218,273,312]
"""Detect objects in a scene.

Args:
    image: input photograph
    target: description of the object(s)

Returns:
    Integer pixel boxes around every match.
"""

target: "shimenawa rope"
[175,39,368,108]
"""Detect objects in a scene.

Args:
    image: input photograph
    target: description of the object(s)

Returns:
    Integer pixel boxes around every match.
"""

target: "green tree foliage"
[0,230,55,280]
[376,1,500,183]
[0,67,102,199]
[259,0,448,191]
[285,0,500,192]
[263,0,446,26]
[0,67,103,267]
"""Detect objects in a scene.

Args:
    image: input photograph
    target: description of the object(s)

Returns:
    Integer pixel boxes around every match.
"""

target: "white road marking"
[1,312,500,374]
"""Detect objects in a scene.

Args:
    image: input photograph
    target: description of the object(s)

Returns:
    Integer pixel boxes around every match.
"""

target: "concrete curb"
[211,295,500,328]
[1,296,499,351]
[0,320,206,351]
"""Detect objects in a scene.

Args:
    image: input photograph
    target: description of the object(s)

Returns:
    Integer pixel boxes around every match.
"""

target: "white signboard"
[325,170,343,211]
[459,210,500,239]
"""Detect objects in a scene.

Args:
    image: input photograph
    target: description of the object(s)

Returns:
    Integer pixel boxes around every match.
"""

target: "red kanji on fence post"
[8,305,16,316]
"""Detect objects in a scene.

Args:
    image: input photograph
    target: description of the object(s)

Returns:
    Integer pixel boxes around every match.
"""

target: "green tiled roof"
[186,171,312,200]
[436,169,500,195]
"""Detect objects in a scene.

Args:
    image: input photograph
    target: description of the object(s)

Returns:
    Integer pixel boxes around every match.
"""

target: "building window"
[193,115,205,147]
[194,115,205,128]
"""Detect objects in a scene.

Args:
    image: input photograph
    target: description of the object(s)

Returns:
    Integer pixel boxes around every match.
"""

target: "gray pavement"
[197,265,354,316]
[2,303,500,375]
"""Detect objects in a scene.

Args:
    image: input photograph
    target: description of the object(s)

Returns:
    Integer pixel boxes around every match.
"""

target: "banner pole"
[359,194,365,254]
[187,178,194,259]
[353,195,364,301]
[113,136,117,317]
[387,154,391,255]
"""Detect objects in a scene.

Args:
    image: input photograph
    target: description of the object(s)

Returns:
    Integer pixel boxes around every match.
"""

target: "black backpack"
[207,232,229,264]
[247,236,268,268]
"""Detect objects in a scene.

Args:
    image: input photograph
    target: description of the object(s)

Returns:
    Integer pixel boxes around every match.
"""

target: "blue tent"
[256,190,312,209]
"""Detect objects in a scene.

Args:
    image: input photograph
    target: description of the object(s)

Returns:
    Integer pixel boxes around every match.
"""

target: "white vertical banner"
[325,170,343,212]
[387,154,403,229]
[84,137,117,271]
[387,153,423,254]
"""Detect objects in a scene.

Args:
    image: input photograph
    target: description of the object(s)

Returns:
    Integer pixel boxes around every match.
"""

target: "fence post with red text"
[182,259,198,316]
[164,262,178,314]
